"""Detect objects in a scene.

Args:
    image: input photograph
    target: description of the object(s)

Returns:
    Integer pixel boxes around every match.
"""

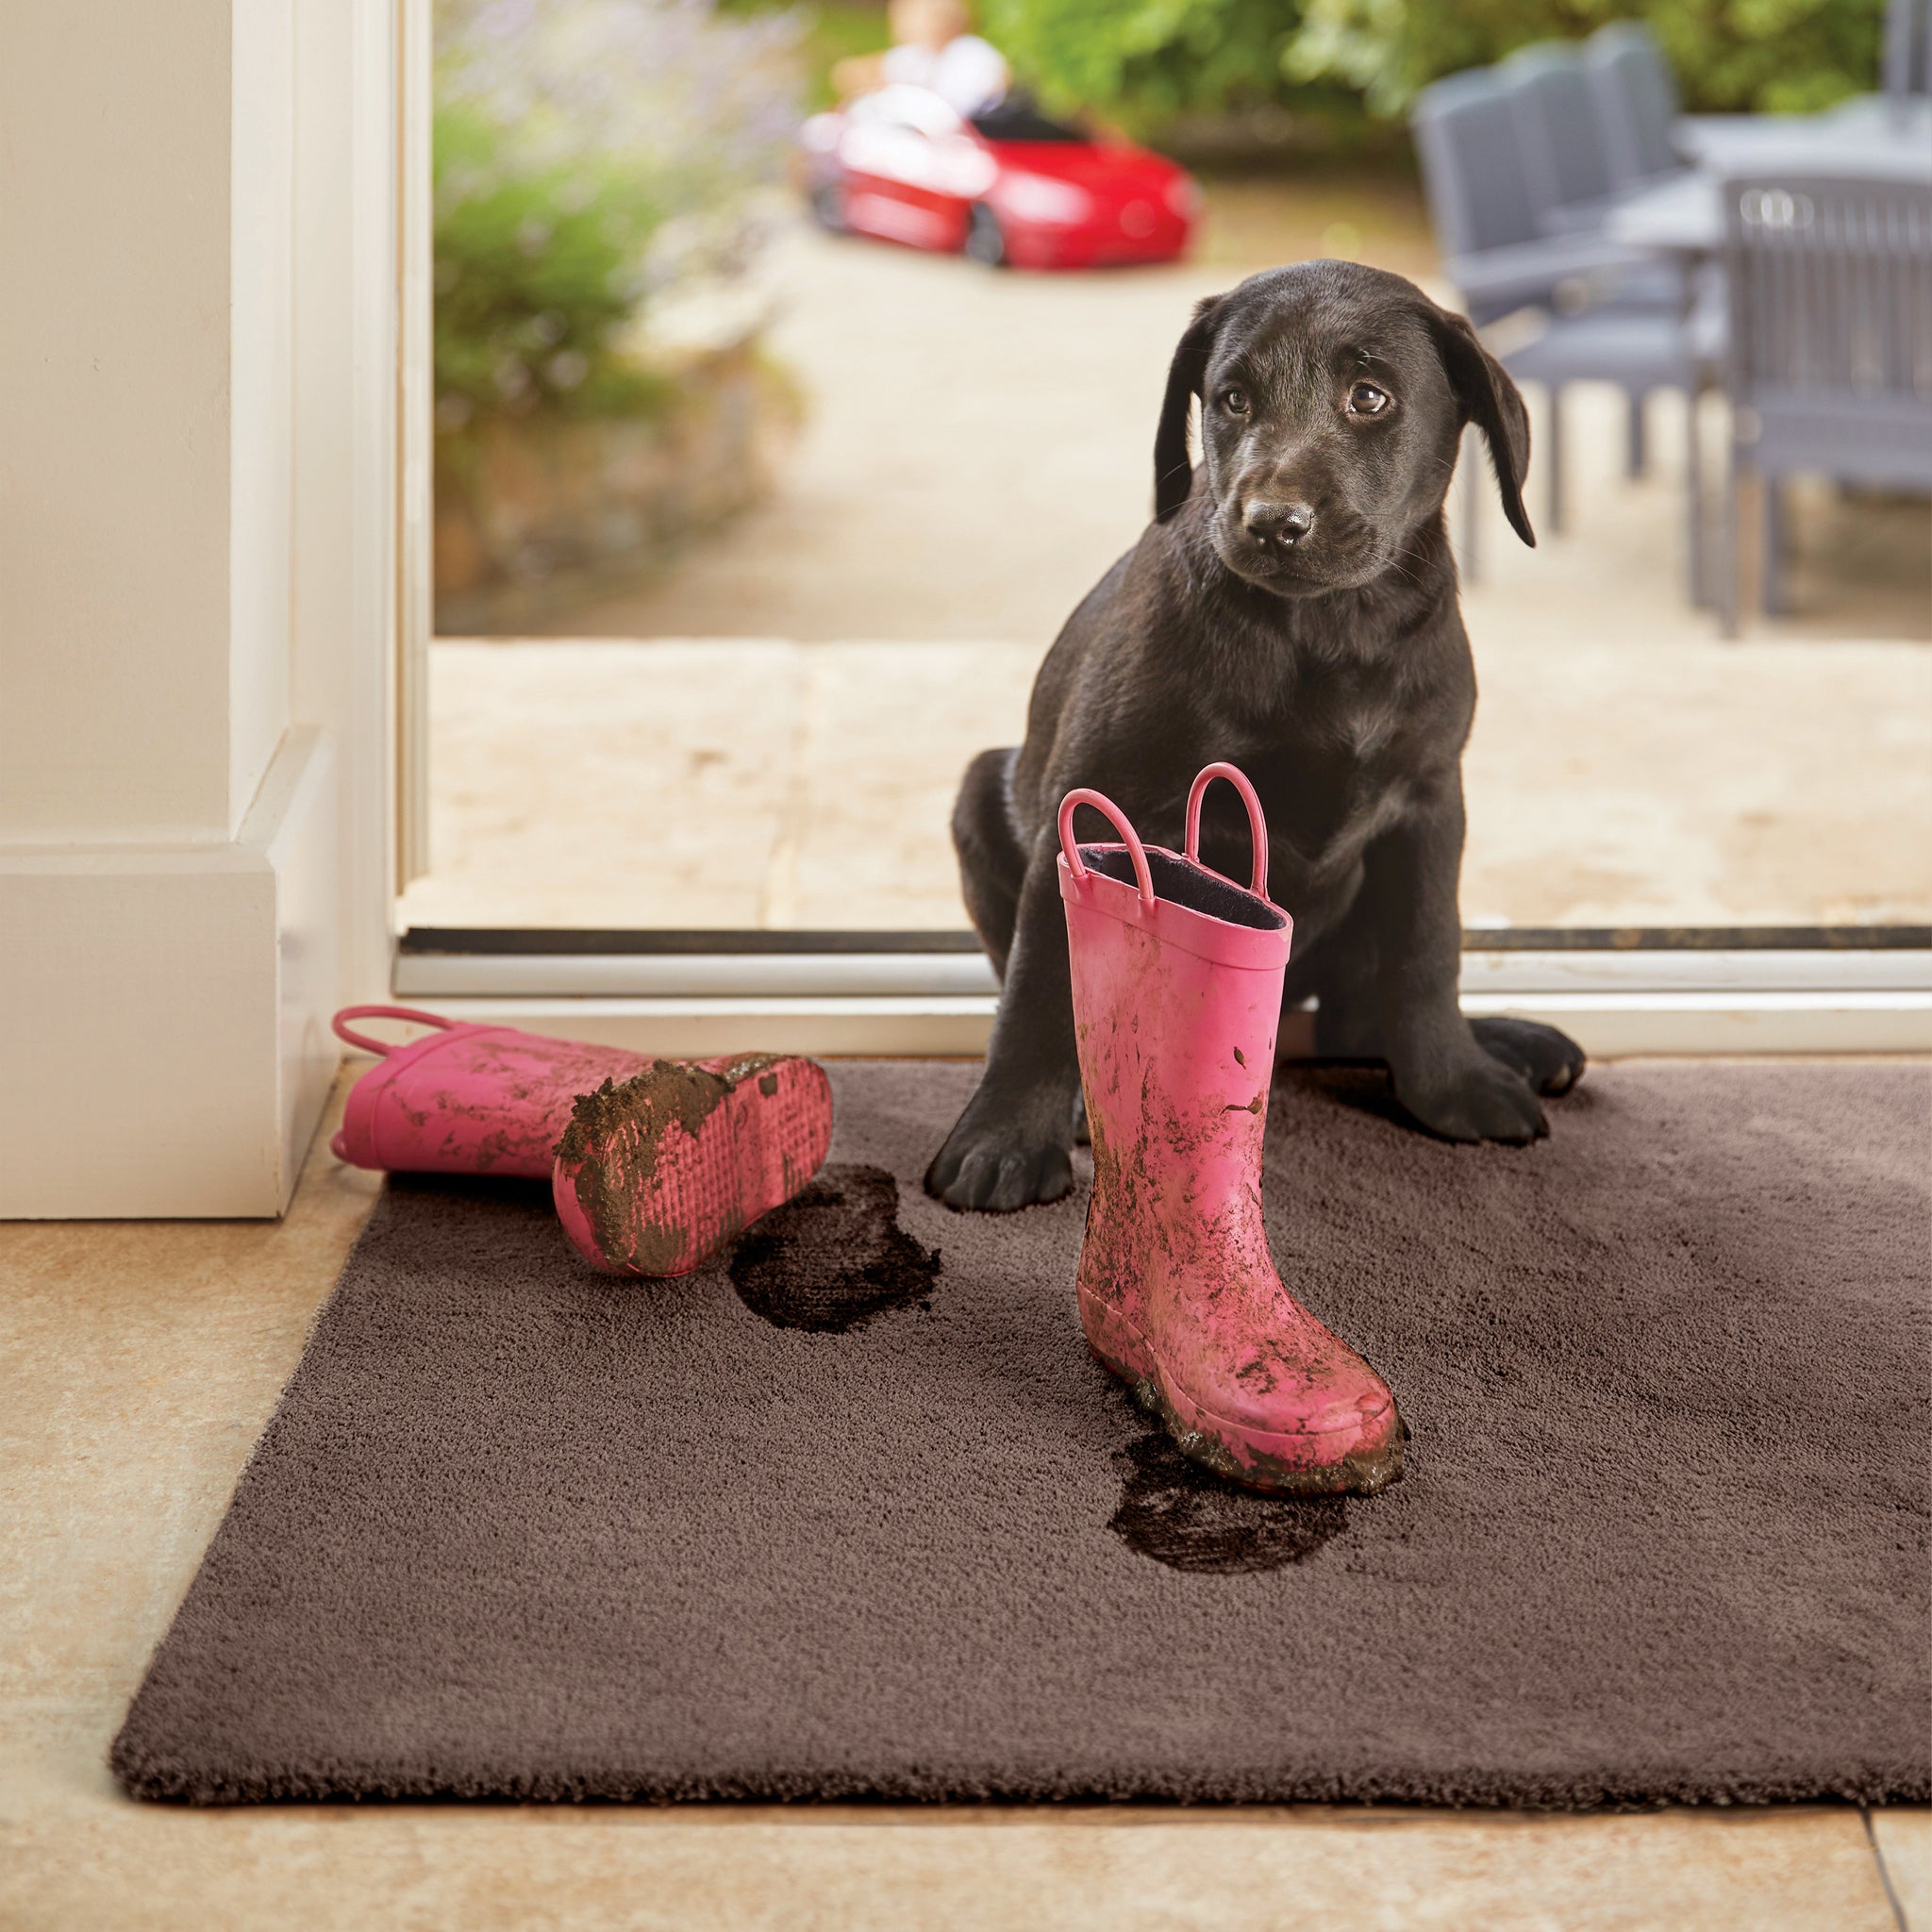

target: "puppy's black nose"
[1243,500,1316,549]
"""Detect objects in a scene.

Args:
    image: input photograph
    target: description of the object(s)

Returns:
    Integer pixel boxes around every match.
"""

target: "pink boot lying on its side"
[553,1055,833,1278]
[329,1007,832,1278]
[1058,765,1406,1496]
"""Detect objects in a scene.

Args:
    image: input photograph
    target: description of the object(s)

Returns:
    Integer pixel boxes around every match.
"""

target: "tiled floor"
[402,611,1932,933]
[1,1074,1924,1931]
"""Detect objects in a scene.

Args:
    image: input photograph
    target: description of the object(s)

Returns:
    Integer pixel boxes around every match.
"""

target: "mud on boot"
[554,1055,833,1278]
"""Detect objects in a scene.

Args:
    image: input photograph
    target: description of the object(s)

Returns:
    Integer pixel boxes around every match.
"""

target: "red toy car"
[802,86,1199,271]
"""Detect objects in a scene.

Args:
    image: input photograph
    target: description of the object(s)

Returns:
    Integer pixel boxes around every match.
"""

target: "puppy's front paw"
[1470,1015,1586,1096]
[1395,1053,1548,1145]
[925,1099,1074,1212]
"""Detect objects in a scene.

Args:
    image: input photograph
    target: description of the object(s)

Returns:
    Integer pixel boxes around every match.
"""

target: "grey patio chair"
[1502,43,1625,230]
[1584,23,1682,190]
[1885,0,1931,103]
[1496,301,1718,547]
[1499,44,1687,473]
[1717,172,1932,635]
[1410,67,1662,327]
[1413,59,1719,575]
[1819,0,1931,141]
[1499,44,1684,292]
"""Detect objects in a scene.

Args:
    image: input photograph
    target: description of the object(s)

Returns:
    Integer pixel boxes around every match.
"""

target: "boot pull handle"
[1184,762,1269,900]
[1058,788,1156,908]
[332,1005,458,1057]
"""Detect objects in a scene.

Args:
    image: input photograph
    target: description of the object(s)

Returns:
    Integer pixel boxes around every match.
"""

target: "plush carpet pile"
[115,1061,1930,1807]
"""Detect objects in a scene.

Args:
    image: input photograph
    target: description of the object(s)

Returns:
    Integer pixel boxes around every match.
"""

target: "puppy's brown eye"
[1220,387,1250,416]
[1346,381,1391,417]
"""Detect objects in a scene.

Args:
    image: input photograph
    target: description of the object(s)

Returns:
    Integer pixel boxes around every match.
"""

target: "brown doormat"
[114,1061,1929,1808]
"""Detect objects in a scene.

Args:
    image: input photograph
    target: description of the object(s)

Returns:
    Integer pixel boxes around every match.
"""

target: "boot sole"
[1082,1290,1406,1498]
[554,1056,833,1277]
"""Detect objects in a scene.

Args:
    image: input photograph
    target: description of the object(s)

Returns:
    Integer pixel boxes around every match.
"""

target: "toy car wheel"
[964,202,1008,268]
[809,181,848,234]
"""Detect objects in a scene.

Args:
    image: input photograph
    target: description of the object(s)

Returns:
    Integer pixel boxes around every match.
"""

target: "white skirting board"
[393,983,1932,1061]
[0,729,342,1218]
[389,941,1932,1058]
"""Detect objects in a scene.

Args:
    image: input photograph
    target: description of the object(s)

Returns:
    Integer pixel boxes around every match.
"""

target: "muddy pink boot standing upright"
[1059,764,1405,1495]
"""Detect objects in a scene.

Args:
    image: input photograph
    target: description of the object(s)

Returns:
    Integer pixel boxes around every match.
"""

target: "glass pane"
[407,3,1931,938]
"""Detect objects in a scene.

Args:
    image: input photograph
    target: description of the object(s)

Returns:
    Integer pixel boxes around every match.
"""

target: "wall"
[0,0,396,1216]
[0,8,239,842]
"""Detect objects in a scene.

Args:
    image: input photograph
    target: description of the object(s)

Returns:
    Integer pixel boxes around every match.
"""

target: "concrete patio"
[402,219,1931,935]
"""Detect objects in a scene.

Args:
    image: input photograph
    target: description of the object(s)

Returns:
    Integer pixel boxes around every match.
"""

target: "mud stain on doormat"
[729,1163,941,1334]
[1109,1429,1350,1574]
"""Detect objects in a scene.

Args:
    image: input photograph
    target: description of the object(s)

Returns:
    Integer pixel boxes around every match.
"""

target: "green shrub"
[979,0,1311,125]
[979,0,1887,131]
[1287,0,1886,116]
[433,0,800,431]
[434,101,672,425]
[1645,0,1885,114]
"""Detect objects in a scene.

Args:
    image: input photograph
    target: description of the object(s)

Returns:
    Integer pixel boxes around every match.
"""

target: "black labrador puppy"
[926,260,1585,1213]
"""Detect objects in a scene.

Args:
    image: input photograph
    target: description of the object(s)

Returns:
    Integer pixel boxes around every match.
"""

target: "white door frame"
[1,0,404,1214]
[395,0,435,892]
[385,953,1932,1059]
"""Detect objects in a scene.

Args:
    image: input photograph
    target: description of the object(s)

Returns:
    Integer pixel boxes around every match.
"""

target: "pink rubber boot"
[330,1007,832,1277]
[1059,765,1406,1495]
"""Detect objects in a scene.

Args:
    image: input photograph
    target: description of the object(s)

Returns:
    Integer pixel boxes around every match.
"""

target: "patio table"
[1604,111,1929,608]
[1608,114,1932,256]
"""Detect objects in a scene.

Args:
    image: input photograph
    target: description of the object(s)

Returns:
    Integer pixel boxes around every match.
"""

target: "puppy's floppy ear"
[1154,294,1225,524]
[1431,307,1535,548]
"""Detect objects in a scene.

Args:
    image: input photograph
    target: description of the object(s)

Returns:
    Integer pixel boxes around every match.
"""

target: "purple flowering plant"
[434,0,803,427]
